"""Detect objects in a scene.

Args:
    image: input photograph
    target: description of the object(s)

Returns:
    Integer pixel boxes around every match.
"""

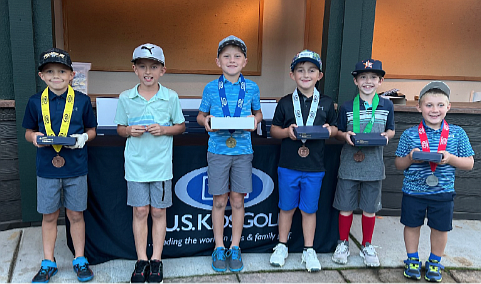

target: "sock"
[361,214,376,246]
[429,253,441,263]
[303,246,313,251]
[339,213,353,241]
[407,252,419,259]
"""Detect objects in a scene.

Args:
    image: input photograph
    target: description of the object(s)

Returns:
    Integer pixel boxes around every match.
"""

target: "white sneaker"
[360,242,380,267]
[332,240,350,264]
[301,248,321,272]
[269,243,288,267]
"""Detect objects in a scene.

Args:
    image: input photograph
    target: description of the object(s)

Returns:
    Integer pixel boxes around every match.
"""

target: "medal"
[298,145,309,158]
[226,137,237,148]
[353,150,365,162]
[426,174,439,186]
[52,155,65,168]
[418,120,449,187]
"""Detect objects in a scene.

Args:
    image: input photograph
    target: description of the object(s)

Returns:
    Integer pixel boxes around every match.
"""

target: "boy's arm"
[197,111,215,132]
[85,127,96,141]
[335,130,355,146]
[117,124,147,137]
[382,129,395,144]
[25,129,45,147]
[145,122,186,136]
[325,124,338,138]
[270,124,297,140]
[248,109,263,131]
[439,152,474,171]
[394,148,422,170]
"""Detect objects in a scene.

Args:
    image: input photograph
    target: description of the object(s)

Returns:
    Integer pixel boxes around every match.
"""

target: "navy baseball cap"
[419,81,450,100]
[351,59,385,77]
[290,50,322,72]
[38,48,73,71]
[217,35,247,57]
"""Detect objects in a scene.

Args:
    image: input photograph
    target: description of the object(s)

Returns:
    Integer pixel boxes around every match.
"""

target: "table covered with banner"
[66,134,342,265]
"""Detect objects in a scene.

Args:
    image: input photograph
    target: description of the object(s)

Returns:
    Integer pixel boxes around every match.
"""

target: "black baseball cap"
[38,48,73,71]
[351,59,385,77]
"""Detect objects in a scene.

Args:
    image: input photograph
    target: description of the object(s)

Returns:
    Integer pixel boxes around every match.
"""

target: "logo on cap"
[363,60,373,69]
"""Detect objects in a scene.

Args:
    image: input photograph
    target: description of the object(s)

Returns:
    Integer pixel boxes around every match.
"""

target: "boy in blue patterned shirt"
[197,35,263,272]
[395,81,474,282]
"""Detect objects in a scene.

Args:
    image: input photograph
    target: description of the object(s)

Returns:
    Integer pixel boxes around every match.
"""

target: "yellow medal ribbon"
[41,85,75,152]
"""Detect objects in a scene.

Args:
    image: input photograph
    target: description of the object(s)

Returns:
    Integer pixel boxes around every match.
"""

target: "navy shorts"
[400,193,454,232]
[277,167,325,214]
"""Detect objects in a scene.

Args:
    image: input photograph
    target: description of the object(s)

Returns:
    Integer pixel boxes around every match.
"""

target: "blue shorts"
[277,167,325,214]
[400,193,454,232]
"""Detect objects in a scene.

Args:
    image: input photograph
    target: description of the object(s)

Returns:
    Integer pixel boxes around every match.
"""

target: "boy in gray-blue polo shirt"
[197,35,262,273]
[114,43,185,283]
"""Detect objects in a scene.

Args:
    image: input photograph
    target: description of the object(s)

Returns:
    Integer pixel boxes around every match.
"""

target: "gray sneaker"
[360,242,380,267]
[332,240,350,264]
[211,247,227,272]
[226,246,244,272]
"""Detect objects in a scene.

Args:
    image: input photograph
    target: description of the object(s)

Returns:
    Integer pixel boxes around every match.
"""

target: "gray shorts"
[333,178,382,213]
[127,180,173,209]
[37,175,88,214]
[207,152,253,195]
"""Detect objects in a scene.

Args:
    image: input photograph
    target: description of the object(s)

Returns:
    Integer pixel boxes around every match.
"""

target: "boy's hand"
[245,115,258,132]
[438,151,450,165]
[65,133,88,149]
[322,123,331,136]
[204,115,217,132]
[380,132,390,144]
[146,124,167,136]
[288,124,297,140]
[409,148,424,163]
[32,132,46,148]
[128,125,147,137]
[345,131,355,146]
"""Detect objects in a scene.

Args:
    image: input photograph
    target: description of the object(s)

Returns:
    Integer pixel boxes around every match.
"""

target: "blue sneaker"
[424,259,444,282]
[211,247,227,272]
[403,257,421,280]
[425,260,444,282]
[72,256,94,282]
[226,246,244,272]
[32,259,58,283]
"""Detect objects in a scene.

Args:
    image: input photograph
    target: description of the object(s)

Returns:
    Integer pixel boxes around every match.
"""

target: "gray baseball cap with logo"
[132,43,165,65]
[419,81,450,100]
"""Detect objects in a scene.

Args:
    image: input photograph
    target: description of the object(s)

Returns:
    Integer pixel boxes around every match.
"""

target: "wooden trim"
[385,74,481,82]
[0,100,15,108]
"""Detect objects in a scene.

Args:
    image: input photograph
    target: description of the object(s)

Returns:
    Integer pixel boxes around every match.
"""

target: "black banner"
[67,137,341,265]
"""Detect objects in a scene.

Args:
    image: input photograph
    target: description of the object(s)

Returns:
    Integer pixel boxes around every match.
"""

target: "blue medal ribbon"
[218,74,246,133]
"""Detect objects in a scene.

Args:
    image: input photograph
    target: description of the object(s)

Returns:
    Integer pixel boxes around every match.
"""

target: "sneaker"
[270,243,288,267]
[72,256,94,282]
[211,247,227,272]
[32,259,58,283]
[131,260,150,283]
[226,246,244,272]
[301,248,321,272]
[403,257,421,280]
[360,242,380,267]
[332,240,350,264]
[425,260,444,282]
[148,259,163,283]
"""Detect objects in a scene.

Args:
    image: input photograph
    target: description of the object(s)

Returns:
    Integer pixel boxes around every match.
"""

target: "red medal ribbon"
[418,120,449,173]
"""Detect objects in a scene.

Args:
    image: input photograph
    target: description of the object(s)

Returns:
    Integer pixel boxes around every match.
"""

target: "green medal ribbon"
[353,94,379,133]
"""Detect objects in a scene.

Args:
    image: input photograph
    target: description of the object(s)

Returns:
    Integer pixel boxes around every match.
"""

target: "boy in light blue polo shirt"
[197,35,262,272]
[114,43,185,283]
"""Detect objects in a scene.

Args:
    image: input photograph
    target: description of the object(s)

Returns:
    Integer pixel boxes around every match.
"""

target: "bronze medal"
[353,150,365,162]
[52,155,65,168]
[298,145,309,158]
[226,137,237,148]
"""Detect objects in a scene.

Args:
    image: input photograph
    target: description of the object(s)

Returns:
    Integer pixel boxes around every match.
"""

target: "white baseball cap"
[132,43,165,65]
